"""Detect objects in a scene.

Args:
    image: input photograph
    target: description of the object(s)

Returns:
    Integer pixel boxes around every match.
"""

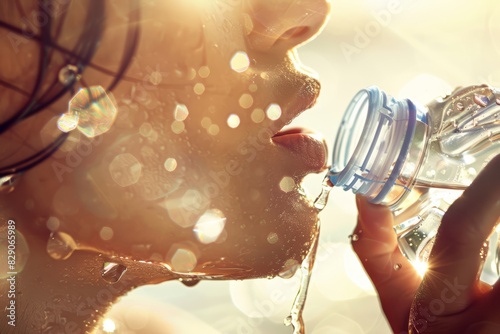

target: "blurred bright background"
[102,1,500,333]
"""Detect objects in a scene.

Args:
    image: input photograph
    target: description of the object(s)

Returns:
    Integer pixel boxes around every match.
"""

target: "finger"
[352,195,421,332]
[419,154,500,314]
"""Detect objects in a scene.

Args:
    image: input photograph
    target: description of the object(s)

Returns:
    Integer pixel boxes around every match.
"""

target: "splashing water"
[314,175,334,211]
[284,228,320,334]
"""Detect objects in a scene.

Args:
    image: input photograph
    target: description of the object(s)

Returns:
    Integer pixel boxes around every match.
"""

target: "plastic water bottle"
[328,85,500,278]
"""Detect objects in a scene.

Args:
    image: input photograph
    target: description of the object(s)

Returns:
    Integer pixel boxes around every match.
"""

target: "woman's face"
[13,0,330,280]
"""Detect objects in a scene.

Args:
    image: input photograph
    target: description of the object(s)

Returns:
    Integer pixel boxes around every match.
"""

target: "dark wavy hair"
[0,0,140,178]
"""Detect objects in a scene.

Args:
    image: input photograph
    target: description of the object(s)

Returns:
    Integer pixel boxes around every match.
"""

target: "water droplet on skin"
[394,263,402,271]
[198,66,210,78]
[101,262,127,284]
[266,103,282,120]
[174,103,189,121]
[279,176,295,193]
[227,114,241,128]
[109,153,142,187]
[267,232,279,244]
[139,122,153,137]
[193,209,226,244]
[0,226,30,277]
[193,83,205,95]
[349,234,359,242]
[46,231,77,260]
[69,86,118,138]
[179,278,200,287]
[148,71,162,85]
[230,51,250,72]
[201,117,212,128]
[473,94,489,107]
[238,93,253,109]
[58,64,80,86]
[208,124,220,135]
[164,158,177,172]
[279,259,299,279]
[250,108,265,123]
[167,246,198,273]
[171,120,185,134]
[46,216,61,231]
[99,226,114,241]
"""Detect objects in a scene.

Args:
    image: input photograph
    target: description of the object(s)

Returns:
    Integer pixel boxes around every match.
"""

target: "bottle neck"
[330,86,429,207]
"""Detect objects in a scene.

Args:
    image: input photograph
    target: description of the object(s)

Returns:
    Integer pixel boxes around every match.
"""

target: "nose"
[245,0,330,52]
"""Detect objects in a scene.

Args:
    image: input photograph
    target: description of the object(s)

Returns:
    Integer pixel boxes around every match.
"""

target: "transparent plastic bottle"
[328,85,500,278]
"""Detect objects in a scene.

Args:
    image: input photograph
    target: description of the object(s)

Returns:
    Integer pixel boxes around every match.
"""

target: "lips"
[272,127,328,172]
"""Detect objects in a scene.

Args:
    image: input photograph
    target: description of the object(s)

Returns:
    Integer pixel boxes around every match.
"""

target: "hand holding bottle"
[352,154,500,333]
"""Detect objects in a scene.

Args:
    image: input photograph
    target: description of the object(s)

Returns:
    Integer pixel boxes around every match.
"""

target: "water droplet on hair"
[456,102,464,111]
[101,262,127,284]
[69,86,118,138]
[57,110,79,132]
[46,231,76,260]
[58,64,80,86]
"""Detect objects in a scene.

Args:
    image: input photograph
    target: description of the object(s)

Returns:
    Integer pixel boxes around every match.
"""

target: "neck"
[0,195,173,334]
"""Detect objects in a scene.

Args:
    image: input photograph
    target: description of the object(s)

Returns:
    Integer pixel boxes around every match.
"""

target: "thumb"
[352,195,420,332]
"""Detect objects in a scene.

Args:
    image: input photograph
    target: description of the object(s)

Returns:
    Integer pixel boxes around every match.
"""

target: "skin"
[2,1,498,333]
[353,154,500,333]
[0,0,330,332]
